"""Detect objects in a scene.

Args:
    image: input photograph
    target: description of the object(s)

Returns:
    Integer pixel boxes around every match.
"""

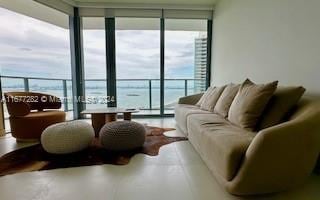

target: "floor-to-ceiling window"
[82,17,107,110]
[0,3,72,131]
[0,4,212,125]
[80,16,209,116]
[115,18,160,115]
[164,19,208,114]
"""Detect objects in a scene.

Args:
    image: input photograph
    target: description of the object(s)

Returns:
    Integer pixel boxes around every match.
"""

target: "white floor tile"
[175,141,204,165]
[0,117,319,200]
[114,165,194,200]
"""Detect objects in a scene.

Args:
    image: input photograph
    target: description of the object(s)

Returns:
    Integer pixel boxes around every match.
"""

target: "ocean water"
[1,79,203,116]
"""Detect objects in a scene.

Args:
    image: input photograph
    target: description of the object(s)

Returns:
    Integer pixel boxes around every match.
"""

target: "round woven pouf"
[99,121,146,151]
[41,121,94,154]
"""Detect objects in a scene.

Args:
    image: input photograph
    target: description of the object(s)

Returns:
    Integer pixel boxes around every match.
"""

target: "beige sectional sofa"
[175,91,320,195]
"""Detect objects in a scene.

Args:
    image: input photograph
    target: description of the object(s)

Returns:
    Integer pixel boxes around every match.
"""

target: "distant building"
[194,37,207,93]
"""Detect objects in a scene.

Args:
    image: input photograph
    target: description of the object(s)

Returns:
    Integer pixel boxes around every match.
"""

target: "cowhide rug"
[0,126,187,176]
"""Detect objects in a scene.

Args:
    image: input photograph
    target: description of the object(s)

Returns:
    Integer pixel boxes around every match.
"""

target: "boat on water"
[126,94,140,96]
[90,92,103,95]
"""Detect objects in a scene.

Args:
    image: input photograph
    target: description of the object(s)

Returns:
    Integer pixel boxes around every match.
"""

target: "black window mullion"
[160,17,165,116]
[69,7,85,119]
[105,18,117,107]
[206,19,213,89]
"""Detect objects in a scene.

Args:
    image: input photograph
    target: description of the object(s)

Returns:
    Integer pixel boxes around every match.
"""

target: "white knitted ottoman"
[100,121,146,151]
[41,121,94,154]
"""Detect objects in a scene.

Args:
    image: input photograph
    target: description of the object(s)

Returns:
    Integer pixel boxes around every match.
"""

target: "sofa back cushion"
[214,83,240,118]
[228,79,278,130]
[200,86,226,111]
[257,86,306,130]
[196,87,212,106]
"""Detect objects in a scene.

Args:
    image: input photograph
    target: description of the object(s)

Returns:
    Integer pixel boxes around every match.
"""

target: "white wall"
[211,0,320,95]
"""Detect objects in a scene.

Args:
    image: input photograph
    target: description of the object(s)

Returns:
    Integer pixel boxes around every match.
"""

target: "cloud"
[0,7,71,79]
[19,47,32,51]
[0,7,206,81]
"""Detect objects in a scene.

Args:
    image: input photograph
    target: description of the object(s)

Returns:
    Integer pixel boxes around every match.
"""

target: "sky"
[0,6,206,81]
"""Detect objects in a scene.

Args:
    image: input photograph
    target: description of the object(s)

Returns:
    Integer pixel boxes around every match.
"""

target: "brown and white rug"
[0,126,187,176]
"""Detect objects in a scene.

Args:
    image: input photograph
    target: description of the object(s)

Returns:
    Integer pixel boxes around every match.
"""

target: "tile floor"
[0,118,319,200]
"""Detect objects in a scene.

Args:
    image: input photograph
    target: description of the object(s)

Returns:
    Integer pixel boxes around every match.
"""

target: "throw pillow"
[200,86,226,111]
[228,79,278,130]
[214,83,240,118]
[196,87,214,106]
[257,86,306,130]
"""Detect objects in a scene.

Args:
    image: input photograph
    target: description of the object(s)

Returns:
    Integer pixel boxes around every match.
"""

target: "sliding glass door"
[115,18,160,115]
[164,19,208,114]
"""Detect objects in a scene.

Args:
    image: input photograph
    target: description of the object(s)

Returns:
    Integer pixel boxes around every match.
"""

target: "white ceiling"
[0,0,70,28]
[74,0,215,2]
[63,0,217,9]
[0,0,216,30]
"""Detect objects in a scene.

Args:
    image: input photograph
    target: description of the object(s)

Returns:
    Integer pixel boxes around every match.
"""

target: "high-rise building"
[194,37,207,93]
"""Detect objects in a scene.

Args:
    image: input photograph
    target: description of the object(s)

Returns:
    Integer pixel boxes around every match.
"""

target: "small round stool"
[99,121,145,151]
[41,121,94,154]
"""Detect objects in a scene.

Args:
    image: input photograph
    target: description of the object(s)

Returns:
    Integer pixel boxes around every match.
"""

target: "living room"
[0,0,320,199]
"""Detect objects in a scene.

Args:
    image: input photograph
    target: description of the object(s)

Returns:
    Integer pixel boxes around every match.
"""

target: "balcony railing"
[0,75,205,117]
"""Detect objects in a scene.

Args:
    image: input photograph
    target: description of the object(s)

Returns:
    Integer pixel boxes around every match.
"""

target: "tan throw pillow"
[257,86,306,130]
[228,79,278,130]
[196,87,214,106]
[200,86,226,111]
[214,83,240,118]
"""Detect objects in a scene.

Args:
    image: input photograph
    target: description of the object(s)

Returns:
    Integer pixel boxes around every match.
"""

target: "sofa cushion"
[200,86,226,111]
[196,87,213,106]
[228,79,278,130]
[202,124,256,181]
[187,113,229,155]
[174,104,211,135]
[257,86,306,130]
[187,113,256,181]
[214,83,240,118]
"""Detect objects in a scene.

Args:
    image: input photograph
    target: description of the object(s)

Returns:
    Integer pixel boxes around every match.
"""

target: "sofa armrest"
[227,103,320,195]
[178,93,203,105]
